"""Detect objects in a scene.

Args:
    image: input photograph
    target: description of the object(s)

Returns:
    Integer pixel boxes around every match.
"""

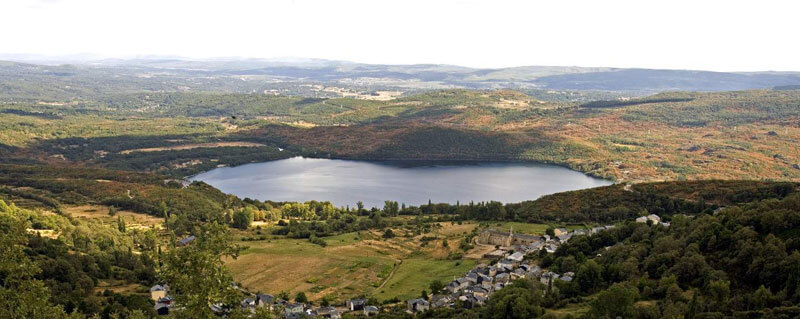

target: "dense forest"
[1,199,158,318]
[353,183,800,319]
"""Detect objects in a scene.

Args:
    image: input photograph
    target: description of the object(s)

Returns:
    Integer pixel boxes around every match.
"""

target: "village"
[150,215,669,318]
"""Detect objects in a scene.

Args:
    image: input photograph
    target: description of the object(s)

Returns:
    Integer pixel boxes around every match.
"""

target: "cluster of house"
[406,224,617,313]
[635,214,671,227]
[237,294,380,319]
[154,217,666,316]
[237,295,380,318]
[151,235,384,318]
[151,284,380,318]
[477,225,615,256]
[407,261,573,313]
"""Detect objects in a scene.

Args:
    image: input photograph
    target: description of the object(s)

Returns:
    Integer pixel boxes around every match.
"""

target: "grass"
[227,236,399,301]
[566,224,590,231]
[483,222,590,235]
[64,205,163,229]
[487,222,550,234]
[323,231,365,247]
[225,220,551,303]
[545,294,596,318]
[433,222,479,237]
[374,257,477,301]
[226,220,591,303]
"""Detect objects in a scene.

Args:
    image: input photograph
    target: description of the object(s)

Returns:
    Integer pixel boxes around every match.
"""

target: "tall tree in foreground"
[159,222,244,319]
[0,200,69,319]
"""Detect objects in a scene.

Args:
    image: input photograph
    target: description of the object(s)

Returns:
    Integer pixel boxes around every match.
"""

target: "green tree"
[707,280,730,311]
[251,306,276,319]
[356,201,365,215]
[429,280,445,295]
[295,292,308,304]
[232,208,253,230]
[159,201,169,219]
[590,284,639,319]
[117,216,126,233]
[576,260,603,293]
[158,222,242,319]
[482,280,543,319]
[752,285,772,309]
[320,295,334,307]
[383,200,399,216]
[108,205,118,216]
[281,203,314,219]
[685,292,698,319]
[383,228,395,239]
[277,291,290,301]
[0,201,69,319]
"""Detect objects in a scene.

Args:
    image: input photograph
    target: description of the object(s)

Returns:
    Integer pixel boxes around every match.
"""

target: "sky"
[1,0,799,71]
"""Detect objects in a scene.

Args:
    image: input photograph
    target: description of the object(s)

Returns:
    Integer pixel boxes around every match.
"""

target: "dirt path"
[464,237,496,259]
[119,142,266,154]
[376,259,402,290]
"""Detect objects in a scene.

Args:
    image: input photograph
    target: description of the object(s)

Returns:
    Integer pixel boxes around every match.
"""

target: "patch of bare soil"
[119,142,266,154]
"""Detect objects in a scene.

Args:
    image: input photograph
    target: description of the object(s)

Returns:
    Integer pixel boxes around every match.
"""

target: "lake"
[190,157,612,208]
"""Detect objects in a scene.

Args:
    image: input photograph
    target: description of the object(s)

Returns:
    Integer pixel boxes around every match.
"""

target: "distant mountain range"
[2,54,800,94]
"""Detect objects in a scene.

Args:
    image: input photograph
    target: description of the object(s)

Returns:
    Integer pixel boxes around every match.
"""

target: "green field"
[486,221,590,235]
[225,220,595,303]
[227,233,398,301]
[374,257,477,301]
[227,223,491,303]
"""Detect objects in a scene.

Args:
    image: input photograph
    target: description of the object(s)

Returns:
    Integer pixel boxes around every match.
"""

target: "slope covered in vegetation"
[3,171,797,318]
[2,88,799,182]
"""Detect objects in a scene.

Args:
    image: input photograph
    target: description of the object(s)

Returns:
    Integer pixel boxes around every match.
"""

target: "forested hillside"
[0,198,158,318]
[403,188,800,318]
[1,83,799,182]
[2,169,797,318]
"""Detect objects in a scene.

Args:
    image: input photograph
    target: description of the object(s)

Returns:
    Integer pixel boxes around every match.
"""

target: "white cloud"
[1,0,798,71]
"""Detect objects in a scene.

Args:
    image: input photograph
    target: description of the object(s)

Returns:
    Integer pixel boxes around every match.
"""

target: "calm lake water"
[190,157,612,208]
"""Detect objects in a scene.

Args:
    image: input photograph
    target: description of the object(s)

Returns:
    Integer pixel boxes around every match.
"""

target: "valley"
[5,0,800,317]
[1,79,799,183]
[1,59,799,319]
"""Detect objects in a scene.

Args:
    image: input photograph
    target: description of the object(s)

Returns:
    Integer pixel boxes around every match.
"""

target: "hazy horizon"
[3,52,800,74]
[2,0,799,72]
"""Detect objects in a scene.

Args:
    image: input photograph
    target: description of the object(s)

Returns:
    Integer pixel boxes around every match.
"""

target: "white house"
[507,251,524,262]
[150,285,168,301]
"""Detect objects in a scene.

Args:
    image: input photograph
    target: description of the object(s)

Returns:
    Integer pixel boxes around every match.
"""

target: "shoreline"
[186,156,613,208]
[182,155,617,184]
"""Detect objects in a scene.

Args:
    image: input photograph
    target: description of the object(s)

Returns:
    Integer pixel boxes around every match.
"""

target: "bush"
[231,208,253,230]
[308,235,327,247]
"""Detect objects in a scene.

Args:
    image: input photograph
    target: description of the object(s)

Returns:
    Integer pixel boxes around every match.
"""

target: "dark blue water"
[190,157,612,208]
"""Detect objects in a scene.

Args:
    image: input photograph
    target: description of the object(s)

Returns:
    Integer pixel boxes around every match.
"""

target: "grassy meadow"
[223,221,544,302]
